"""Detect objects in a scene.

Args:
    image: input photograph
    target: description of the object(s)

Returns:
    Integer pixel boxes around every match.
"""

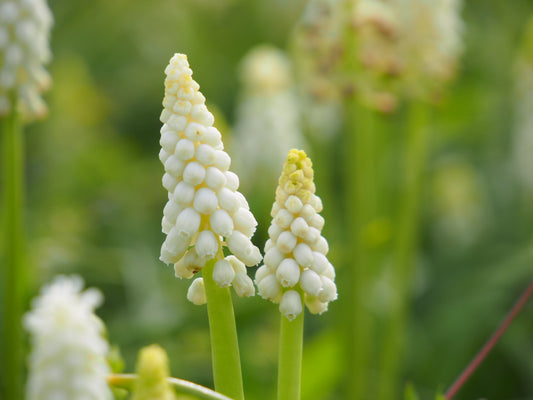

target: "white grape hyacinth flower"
[24,275,112,400]
[159,53,261,303]
[256,149,336,321]
[0,0,53,119]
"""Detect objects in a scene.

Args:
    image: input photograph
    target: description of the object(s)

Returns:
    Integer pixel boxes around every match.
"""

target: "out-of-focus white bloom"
[25,275,112,400]
[233,45,307,190]
[512,16,533,194]
[159,54,261,304]
[0,0,53,119]
[256,149,336,321]
[397,0,464,100]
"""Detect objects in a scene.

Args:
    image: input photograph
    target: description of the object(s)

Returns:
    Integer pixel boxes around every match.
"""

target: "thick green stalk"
[277,308,304,400]
[202,258,245,400]
[108,373,235,400]
[1,102,25,400]
[377,101,429,400]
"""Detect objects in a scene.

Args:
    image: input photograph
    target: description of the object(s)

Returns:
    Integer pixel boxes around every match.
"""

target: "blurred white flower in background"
[25,275,112,400]
[0,0,53,119]
[233,45,308,190]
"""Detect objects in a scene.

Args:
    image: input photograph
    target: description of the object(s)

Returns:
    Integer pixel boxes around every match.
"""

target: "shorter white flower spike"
[24,275,112,400]
[158,54,262,304]
[256,149,337,320]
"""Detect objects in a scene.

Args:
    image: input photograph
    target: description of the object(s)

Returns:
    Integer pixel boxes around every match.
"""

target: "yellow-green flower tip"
[131,345,176,400]
[277,149,315,203]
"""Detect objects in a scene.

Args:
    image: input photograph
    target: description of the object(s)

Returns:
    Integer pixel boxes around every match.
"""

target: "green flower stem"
[202,257,245,400]
[108,374,235,400]
[277,308,304,400]
[377,101,429,400]
[1,100,25,400]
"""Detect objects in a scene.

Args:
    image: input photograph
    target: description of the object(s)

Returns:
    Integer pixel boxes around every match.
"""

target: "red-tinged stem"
[445,277,533,399]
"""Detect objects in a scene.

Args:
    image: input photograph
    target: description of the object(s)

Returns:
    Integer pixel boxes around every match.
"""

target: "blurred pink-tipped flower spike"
[24,275,112,400]
[0,0,53,119]
[159,53,261,303]
[256,149,336,321]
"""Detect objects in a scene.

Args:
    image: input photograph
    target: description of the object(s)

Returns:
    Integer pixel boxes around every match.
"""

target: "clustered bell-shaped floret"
[0,0,53,119]
[159,54,261,303]
[256,149,337,321]
[24,275,112,400]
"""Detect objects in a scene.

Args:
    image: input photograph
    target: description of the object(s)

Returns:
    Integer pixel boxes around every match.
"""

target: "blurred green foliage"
[2,0,533,399]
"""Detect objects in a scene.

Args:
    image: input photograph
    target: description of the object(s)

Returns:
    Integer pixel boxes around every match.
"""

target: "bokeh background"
[4,0,533,398]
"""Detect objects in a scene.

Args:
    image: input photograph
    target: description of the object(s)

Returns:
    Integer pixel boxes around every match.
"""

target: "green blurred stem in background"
[377,101,430,400]
[203,256,245,400]
[345,97,378,400]
[277,300,304,400]
[1,97,25,400]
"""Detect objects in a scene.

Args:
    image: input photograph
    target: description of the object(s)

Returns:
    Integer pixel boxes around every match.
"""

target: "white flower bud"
[163,200,182,223]
[193,187,218,215]
[276,258,300,287]
[162,173,178,192]
[226,255,247,274]
[299,269,322,296]
[304,296,328,315]
[303,226,320,244]
[160,129,179,152]
[313,236,329,255]
[217,187,239,213]
[213,150,231,172]
[279,290,303,321]
[285,195,303,214]
[162,217,173,234]
[232,272,255,297]
[159,148,171,164]
[175,138,195,160]
[209,209,234,237]
[309,194,323,212]
[175,207,201,238]
[167,114,188,131]
[322,262,336,280]
[264,239,274,252]
[268,223,282,241]
[191,104,215,126]
[257,274,281,301]
[290,217,309,238]
[277,231,297,254]
[274,209,293,229]
[187,278,207,305]
[318,277,337,302]
[160,109,172,123]
[184,122,205,141]
[264,246,284,269]
[300,204,316,221]
[293,243,313,268]
[213,259,235,288]
[164,155,185,176]
[205,167,227,190]
[271,202,281,218]
[173,99,192,115]
[227,231,262,266]
[311,252,329,275]
[182,161,205,185]
[201,126,223,148]
[225,171,239,191]
[232,208,257,237]
[234,192,250,210]
[173,181,195,205]
[309,214,325,230]
[255,265,271,283]
[161,227,190,263]
[174,259,194,279]
[195,230,219,258]
[195,144,216,165]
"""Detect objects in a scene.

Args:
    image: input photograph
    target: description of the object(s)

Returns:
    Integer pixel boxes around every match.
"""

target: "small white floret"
[290,217,309,238]
[285,195,303,214]
[232,272,255,297]
[304,296,328,315]
[255,265,271,283]
[276,258,300,288]
[257,274,281,301]
[205,167,227,190]
[311,252,329,275]
[175,138,196,160]
[226,255,247,274]
[293,243,314,268]
[279,290,303,321]
[164,155,185,176]
[224,171,239,191]
[160,129,179,152]
[213,259,235,288]
[193,187,218,215]
[175,207,201,238]
[184,122,205,141]
[209,209,234,236]
[276,231,297,254]
[167,115,188,131]
[232,208,257,237]
[217,187,239,213]
[182,161,206,185]
[173,181,195,205]
[195,144,216,166]
[263,247,284,269]
[213,150,231,172]
[195,230,219,258]
[201,126,223,148]
[299,269,322,296]
[187,278,207,305]
[318,277,337,303]
[162,173,178,192]
[274,209,293,229]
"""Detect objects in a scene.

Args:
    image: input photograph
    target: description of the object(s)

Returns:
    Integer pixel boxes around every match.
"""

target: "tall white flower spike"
[256,149,336,320]
[0,0,53,119]
[159,54,261,303]
[24,275,112,400]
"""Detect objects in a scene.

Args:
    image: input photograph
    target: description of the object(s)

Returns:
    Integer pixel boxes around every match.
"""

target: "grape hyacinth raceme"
[256,149,336,321]
[159,54,261,302]
[24,275,112,400]
[0,0,53,119]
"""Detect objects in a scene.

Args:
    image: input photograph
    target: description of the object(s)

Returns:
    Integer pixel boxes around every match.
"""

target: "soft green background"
[3,0,533,399]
